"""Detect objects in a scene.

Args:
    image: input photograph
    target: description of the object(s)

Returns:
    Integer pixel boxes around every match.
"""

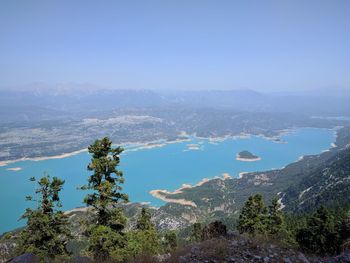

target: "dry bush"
[164,245,192,263]
[201,221,227,240]
[199,238,229,262]
[341,239,350,251]
[128,253,159,263]
[165,238,229,263]
[242,232,293,250]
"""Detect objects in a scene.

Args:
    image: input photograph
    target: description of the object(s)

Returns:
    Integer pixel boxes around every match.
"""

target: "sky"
[0,0,349,91]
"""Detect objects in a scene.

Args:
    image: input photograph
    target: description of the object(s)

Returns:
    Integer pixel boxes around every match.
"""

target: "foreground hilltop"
[4,225,350,263]
[165,234,350,263]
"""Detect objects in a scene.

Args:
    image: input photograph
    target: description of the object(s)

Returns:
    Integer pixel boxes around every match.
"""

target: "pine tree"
[190,222,202,242]
[18,175,71,261]
[237,194,268,235]
[88,224,127,261]
[83,137,128,225]
[162,231,178,253]
[136,208,154,231]
[267,197,286,235]
[124,208,160,258]
[83,137,129,261]
[340,211,350,251]
[296,206,341,255]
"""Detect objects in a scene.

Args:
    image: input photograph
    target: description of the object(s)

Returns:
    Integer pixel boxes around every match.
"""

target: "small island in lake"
[236,150,261,162]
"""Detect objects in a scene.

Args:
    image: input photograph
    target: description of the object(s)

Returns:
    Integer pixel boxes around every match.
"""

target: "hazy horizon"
[1,81,349,95]
[1,0,349,91]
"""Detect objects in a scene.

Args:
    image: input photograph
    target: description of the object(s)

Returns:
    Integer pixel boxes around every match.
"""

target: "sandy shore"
[236,156,262,162]
[0,137,192,167]
[197,133,252,144]
[0,148,88,167]
[0,129,294,167]
[238,172,249,178]
[222,173,232,180]
[124,142,168,152]
[256,129,292,143]
[149,178,211,207]
[184,143,202,151]
[149,174,233,207]
[149,189,197,207]
[6,167,22,171]
[297,155,305,161]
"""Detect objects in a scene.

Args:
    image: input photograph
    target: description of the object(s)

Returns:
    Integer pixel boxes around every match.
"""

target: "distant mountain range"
[1,85,350,123]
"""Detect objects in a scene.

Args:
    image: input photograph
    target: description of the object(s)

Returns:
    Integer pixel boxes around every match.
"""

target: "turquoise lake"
[0,128,335,234]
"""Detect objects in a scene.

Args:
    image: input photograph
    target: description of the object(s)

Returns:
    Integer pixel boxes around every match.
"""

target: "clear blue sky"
[0,0,349,91]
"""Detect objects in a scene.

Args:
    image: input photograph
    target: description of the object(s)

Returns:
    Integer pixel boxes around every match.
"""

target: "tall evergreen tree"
[296,206,341,255]
[125,208,160,258]
[190,222,202,242]
[83,137,129,261]
[267,197,286,235]
[18,175,71,261]
[237,194,268,235]
[83,137,128,225]
[136,208,154,231]
[162,231,178,253]
[88,223,127,261]
[340,211,350,251]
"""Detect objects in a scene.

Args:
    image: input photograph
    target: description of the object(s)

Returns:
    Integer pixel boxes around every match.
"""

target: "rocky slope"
[164,234,350,263]
[148,126,350,227]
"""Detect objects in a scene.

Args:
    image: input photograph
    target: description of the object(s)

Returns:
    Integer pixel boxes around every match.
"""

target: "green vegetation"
[136,208,154,231]
[238,194,350,256]
[296,206,342,255]
[237,194,268,235]
[124,208,161,259]
[82,137,129,261]
[189,222,202,242]
[83,137,128,225]
[87,224,127,261]
[267,197,287,237]
[17,175,72,261]
[162,231,178,253]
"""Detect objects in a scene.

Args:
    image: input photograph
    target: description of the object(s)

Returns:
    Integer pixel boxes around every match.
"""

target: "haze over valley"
[1,86,350,163]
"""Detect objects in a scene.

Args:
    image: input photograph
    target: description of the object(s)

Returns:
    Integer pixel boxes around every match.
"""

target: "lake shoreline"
[236,156,262,162]
[148,127,338,204]
[0,129,296,167]
[0,138,191,167]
